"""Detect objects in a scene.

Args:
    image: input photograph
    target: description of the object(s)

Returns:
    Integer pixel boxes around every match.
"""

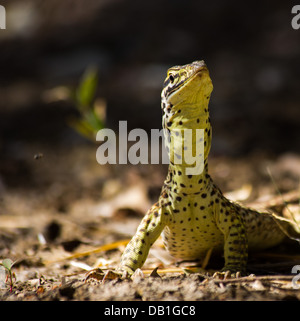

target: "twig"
[213,274,295,284]
[44,239,130,265]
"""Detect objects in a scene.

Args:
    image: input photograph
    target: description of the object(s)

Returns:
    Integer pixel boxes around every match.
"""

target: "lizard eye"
[169,74,175,83]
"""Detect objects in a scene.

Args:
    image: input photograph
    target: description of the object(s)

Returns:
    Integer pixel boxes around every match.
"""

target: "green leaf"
[1,259,14,271]
[76,66,98,109]
[84,109,104,132]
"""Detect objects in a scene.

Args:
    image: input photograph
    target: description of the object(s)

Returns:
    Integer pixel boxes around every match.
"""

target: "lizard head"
[161,60,213,109]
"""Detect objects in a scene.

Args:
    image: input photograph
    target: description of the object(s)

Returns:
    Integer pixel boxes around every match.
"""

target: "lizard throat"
[162,101,212,195]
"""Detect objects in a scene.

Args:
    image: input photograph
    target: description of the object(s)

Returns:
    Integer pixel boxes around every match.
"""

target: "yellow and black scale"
[119,60,299,275]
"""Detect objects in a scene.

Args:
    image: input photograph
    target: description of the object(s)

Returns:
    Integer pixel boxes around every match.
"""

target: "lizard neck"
[165,159,212,196]
[163,97,213,195]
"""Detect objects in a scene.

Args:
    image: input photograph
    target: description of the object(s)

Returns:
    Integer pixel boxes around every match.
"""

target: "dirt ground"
[1,142,300,301]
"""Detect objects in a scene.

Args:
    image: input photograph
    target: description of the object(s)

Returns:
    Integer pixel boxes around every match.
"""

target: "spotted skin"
[119,60,296,275]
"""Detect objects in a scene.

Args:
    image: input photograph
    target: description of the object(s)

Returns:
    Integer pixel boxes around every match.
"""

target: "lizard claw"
[131,268,144,280]
[212,270,242,280]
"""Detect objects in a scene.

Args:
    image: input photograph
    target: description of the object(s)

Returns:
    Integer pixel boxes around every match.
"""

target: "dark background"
[0,0,299,191]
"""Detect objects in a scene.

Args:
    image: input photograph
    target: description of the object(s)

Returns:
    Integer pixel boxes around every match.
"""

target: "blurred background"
[0,0,299,250]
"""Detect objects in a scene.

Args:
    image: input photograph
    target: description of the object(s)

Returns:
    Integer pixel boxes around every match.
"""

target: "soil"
[1,143,300,301]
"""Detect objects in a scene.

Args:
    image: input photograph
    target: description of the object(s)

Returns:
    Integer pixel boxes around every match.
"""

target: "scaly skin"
[118,60,298,275]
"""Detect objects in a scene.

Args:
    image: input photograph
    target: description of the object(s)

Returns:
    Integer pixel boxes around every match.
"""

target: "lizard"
[114,60,300,277]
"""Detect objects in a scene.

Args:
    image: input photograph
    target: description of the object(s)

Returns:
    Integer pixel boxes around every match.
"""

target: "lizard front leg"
[215,203,248,274]
[119,202,166,274]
